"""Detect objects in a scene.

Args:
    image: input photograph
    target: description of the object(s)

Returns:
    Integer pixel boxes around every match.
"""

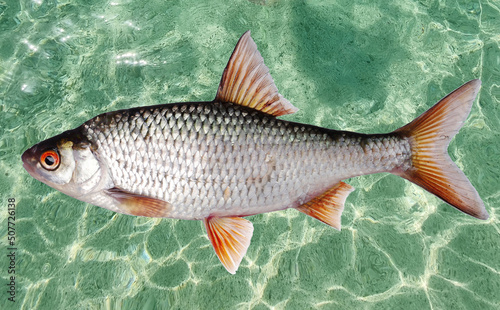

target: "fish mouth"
[21,147,38,177]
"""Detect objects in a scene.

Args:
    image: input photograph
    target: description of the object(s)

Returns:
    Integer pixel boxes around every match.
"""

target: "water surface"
[1,0,499,309]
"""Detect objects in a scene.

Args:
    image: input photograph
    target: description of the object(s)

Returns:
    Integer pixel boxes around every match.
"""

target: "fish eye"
[40,150,60,171]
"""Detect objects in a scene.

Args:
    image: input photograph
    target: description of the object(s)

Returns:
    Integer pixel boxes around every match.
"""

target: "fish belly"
[83,101,412,220]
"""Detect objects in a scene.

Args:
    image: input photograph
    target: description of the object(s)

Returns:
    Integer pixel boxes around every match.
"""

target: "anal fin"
[297,182,355,230]
[106,187,172,218]
[204,217,254,274]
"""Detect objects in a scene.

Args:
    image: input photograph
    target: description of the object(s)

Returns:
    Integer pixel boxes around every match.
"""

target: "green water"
[1,0,499,309]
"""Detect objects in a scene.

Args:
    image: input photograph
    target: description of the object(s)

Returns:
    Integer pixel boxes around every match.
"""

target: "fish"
[22,31,489,274]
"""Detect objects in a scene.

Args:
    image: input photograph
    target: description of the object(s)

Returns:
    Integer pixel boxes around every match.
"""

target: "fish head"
[22,129,104,198]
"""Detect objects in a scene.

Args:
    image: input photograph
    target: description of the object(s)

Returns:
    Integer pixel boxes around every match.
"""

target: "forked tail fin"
[393,80,488,220]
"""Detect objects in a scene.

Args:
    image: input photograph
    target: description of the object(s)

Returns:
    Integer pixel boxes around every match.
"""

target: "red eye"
[40,150,60,171]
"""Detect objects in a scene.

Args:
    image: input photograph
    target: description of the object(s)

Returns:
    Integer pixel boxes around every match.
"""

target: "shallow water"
[1,0,500,309]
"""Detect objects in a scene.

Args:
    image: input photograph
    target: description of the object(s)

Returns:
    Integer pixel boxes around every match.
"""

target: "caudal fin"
[393,80,488,220]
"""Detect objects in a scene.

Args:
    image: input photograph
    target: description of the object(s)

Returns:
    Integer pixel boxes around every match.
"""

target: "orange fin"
[215,31,298,116]
[203,217,254,274]
[297,181,355,230]
[106,187,172,217]
[394,80,488,220]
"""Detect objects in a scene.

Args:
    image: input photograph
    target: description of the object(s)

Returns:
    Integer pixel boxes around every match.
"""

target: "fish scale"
[22,31,487,274]
[81,101,411,220]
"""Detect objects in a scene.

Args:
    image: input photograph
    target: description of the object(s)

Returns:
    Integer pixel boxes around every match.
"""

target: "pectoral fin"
[106,187,172,218]
[203,216,254,274]
[297,181,355,230]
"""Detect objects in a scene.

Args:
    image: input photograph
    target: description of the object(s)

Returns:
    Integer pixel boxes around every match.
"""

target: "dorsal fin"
[215,31,298,116]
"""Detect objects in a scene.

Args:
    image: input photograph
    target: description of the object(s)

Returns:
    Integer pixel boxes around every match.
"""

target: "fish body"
[30,101,410,220]
[22,31,488,273]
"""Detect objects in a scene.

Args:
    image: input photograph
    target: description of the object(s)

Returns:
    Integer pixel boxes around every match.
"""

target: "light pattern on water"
[1,0,499,309]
